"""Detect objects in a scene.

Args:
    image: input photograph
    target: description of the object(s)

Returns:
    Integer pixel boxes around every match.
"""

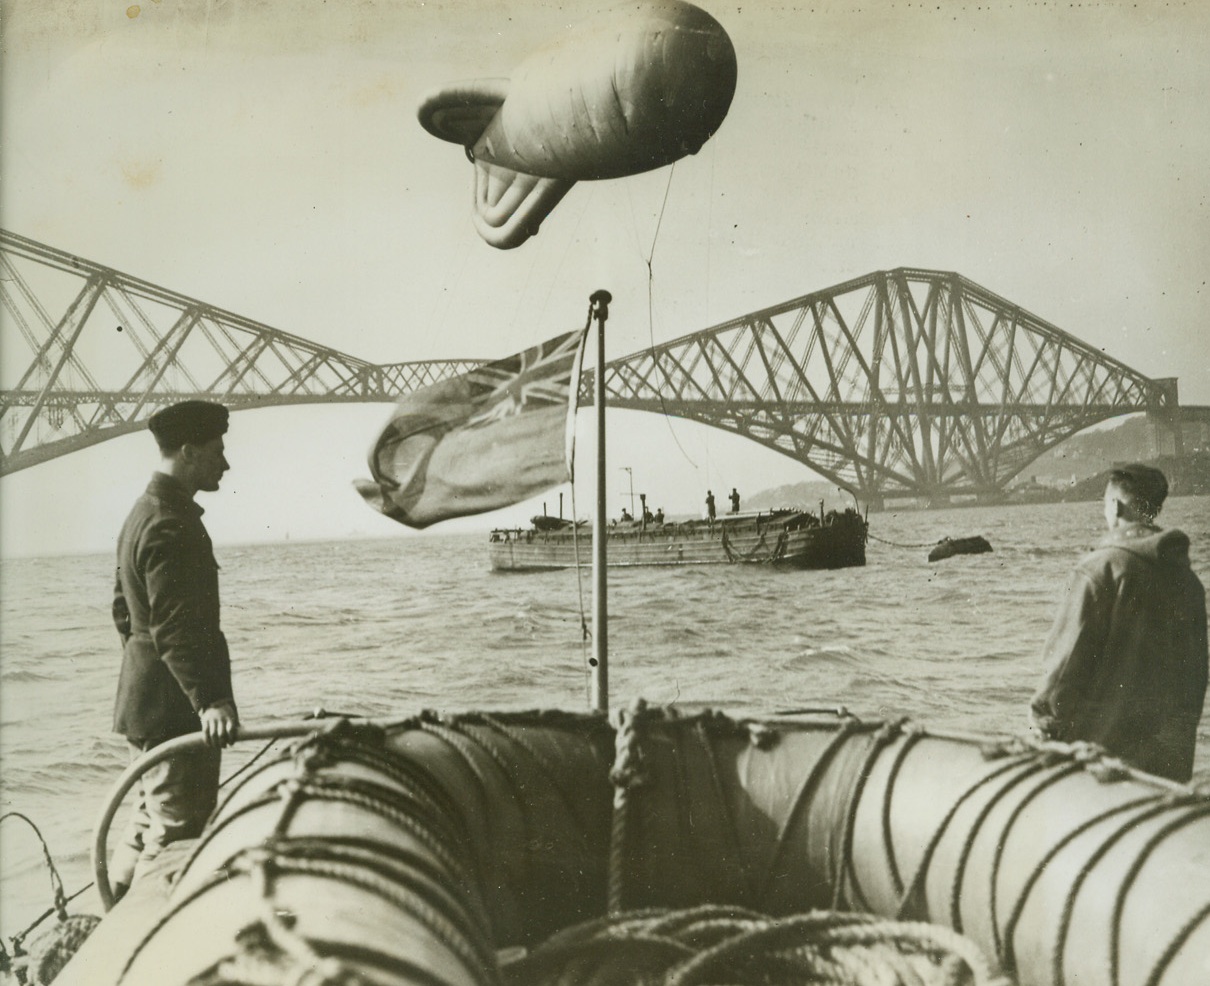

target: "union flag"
[355,328,587,528]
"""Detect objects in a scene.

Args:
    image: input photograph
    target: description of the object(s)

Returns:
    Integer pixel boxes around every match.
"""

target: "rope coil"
[501,906,1012,986]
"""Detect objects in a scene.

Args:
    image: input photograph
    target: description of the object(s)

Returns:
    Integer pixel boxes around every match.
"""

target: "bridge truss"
[1,231,1180,503]
[0,230,480,475]
[602,269,1177,506]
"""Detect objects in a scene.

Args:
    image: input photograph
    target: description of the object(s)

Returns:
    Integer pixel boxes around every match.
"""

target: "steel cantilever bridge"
[0,229,1190,506]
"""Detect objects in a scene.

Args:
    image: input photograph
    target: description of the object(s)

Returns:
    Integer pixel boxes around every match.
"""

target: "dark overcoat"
[112,472,233,742]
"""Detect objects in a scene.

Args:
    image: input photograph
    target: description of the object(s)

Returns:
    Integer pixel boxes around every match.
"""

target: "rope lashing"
[415,712,604,908]
[609,699,654,914]
[1142,899,1210,986]
[756,715,863,904]
[214,707,364,797]
[118,724,500,986]
[984,761,1084,962]
[945,758,1055,934]
[501,906,1011,986]
[478,713,598,853]
[992,769,1210,986]
[247,843,492,980]
[1108,793,1210,986]
[997,793,1161,975]
[908,731,1162,945]
[879,725,926,898]
[980,733,1200,791]
[5,712,362,978]
[1049,797,1210,986]
[60,707,1210,986]
[694,718,759,902]
[896,753,1040,921]
[831,718,912,913]
[386,717,522,890]
[719,528,781,564]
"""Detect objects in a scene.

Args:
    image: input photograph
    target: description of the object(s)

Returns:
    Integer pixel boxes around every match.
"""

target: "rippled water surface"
[2,496,1208,930]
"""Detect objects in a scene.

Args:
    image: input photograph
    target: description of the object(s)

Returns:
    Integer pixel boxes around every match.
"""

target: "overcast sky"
[2,0,1208,557]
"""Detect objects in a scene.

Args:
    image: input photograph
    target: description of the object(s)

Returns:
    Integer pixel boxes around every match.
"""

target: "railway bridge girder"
[1,230,1184,505]
[597,269,1177,507]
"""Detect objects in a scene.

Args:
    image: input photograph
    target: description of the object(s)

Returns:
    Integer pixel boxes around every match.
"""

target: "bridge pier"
[1147,412,1185,457]
[850,488,885,513]
[1146,377,1185,457]
[974,490,1009,506]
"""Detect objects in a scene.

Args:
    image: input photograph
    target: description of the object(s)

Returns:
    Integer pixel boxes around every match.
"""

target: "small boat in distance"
[489,504,868,571]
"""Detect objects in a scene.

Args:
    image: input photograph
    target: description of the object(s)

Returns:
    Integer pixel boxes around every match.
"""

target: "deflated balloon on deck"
[418,0,738,248]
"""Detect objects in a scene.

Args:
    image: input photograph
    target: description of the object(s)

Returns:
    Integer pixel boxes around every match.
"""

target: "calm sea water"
[2,496,1209,935]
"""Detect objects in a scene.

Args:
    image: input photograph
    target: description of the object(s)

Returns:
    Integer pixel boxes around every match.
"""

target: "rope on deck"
[500,905,1012,986]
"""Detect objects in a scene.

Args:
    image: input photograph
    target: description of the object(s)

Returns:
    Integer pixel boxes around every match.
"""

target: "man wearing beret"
[1031,464,1208,781]
[110,399,239,897]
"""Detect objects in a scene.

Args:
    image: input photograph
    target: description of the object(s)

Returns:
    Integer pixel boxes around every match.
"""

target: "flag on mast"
[355,328,587,528]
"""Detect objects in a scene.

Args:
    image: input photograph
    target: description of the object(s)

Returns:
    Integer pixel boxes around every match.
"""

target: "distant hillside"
[746,480,855,512]
[1059,453,1210,501]
[746,417,1209,510]
[1022,415,1158,485]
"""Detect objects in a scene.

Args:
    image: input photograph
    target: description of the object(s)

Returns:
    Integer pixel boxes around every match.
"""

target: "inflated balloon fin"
[418,1,737,249]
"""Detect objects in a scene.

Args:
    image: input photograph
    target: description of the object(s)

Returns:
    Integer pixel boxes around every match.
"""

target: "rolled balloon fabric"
[419,0,737,248]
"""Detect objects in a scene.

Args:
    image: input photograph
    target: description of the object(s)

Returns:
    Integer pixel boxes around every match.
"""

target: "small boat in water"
[488,506,869,571]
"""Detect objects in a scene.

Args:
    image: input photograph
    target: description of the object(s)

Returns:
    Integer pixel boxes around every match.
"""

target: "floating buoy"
[928,535,993,562]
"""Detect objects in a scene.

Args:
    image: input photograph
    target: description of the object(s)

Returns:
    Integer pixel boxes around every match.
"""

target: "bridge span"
[595,268,1196,507]
[0,229,1198,506]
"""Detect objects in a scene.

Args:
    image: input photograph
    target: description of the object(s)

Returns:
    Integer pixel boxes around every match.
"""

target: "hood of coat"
[1098,522,1192,567]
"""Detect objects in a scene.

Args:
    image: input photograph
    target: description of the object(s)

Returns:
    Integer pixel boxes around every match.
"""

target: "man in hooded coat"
[1031,464,1208,781]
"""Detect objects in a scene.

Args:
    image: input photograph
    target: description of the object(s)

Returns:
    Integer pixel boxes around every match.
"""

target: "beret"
[148,400,229,450]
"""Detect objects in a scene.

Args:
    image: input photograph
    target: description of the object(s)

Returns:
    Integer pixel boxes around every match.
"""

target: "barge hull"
[488,519,865,571]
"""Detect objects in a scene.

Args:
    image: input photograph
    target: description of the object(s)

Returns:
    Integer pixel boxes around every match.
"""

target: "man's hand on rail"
[200,700,239,748]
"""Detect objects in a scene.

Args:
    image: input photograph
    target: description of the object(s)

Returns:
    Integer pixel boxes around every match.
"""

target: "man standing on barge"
[110,400,239,898]
[1030,464,1208,782]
